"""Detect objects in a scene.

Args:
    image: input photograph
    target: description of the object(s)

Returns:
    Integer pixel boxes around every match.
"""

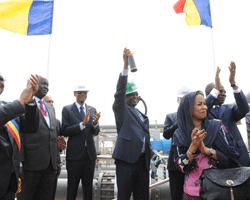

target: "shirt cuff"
[233,88,241,93]
[20,162,23,167]
[210,88,219,98]
[79,122,85,130]
[121,69,129,76]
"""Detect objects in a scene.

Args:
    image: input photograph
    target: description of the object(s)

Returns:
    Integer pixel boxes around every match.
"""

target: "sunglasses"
[0,77,5,82]
[77,91,88,94]
[126,92,138,97]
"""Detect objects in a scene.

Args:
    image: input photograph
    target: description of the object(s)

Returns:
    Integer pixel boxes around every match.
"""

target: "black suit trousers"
[17,162,56,200]
[168,170,185,200]
[0,173,16,200]
[0,191,15,200]
[115,154,149,200]
[66,147,95,200]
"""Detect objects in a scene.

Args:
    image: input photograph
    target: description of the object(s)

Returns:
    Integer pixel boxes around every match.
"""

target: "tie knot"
[80,106,84,110]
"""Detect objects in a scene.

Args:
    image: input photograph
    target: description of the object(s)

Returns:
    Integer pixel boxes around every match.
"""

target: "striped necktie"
[39,100,47,116]
[135,108,144,122]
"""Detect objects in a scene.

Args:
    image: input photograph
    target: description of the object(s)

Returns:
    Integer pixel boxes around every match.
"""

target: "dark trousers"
[169,170,185,200]
[0,191,15,200]
[0,173,16,200]
[51,178,58,200]
[16,162,56,200]
[115,154,149,200]
[66,147,95,200]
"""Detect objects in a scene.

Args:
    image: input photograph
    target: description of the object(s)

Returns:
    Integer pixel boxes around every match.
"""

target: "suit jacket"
[163,112,178,140]
[21,102,60,171]
[112,74,154,170]
[61,103,100,161]
[0,100,38,197]
[163,112,180,171]
[206,90,250,166]
[246,107,250,151]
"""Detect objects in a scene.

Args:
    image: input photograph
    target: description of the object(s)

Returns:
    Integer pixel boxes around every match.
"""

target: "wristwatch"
[231,82,238,88]
[210,147,215,156]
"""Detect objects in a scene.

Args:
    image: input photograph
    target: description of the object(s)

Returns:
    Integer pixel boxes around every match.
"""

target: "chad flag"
[174,0,212,27]
[0,0,54,35]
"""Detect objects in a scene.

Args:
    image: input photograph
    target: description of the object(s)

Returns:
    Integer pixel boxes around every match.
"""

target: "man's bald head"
[205,83,215,97]
[44,96,54,107]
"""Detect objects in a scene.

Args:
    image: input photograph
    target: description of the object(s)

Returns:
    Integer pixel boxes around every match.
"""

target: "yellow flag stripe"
[183,0,201,26]
[0,0,33,35]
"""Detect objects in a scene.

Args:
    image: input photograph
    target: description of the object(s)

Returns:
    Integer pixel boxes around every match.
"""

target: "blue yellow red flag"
[0,0,54,35]
[173,0,212,27]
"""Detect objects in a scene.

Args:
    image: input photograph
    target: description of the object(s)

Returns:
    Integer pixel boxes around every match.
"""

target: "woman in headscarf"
[172,90,240,200]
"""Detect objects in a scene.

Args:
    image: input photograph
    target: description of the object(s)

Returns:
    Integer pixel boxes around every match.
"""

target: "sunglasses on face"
[77,91,88,94]
[0,77,5,82]
[126,92,138,97]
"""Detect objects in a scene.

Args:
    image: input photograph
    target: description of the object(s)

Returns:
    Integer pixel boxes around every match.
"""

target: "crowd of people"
[0,48,250,200]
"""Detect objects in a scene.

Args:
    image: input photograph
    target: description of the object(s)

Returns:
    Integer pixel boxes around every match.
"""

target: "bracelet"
[231,84,236,87]
[188,149,196,155]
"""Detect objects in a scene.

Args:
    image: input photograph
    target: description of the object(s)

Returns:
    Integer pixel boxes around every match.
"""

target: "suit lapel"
[130,106,149,133]
[72,103,82,122]
[210,108,218,119]
[219,105,226,119]
[130,106,143,125]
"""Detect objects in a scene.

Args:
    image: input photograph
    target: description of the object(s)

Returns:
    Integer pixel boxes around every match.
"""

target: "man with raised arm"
[112,48,155,200]
[205,62,250,167]
[0,73,40,200]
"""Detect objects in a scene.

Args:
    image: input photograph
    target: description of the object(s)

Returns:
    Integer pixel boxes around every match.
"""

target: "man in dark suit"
[0,73,40,200]
[44,95,66,200]
[205,62,250,166]
[163,86,191,200]
[17,76,61,200]
[61,84,101,200]
[112,48,155,200]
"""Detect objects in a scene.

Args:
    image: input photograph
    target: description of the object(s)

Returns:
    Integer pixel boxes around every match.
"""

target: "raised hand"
[229,61,236,84]
[19,74,40,105]
[30,74,40,96]
[215,66,221,91]
[92,112,101,125]
[123,48,132,69]
[81,108,91,126]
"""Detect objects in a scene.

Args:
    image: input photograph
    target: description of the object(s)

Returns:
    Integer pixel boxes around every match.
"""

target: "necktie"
[135,108,144,122]
[39,100,47,116]
[135,108,145,153]
[80,106,85,120]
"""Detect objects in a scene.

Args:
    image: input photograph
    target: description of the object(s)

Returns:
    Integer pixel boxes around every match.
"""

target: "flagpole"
[209,0,216,77]
[46,34,52,81]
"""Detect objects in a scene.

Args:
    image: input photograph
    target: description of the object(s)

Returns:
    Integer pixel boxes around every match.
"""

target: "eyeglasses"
[77,91,88,94]
[0,77,6,82]
[126,92,138,97]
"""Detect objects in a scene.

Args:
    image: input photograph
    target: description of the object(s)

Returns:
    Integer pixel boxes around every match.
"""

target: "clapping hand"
[92,112,101,125]
[81,108,91,126]
[19,74,40,105]
[191,128,207,150]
